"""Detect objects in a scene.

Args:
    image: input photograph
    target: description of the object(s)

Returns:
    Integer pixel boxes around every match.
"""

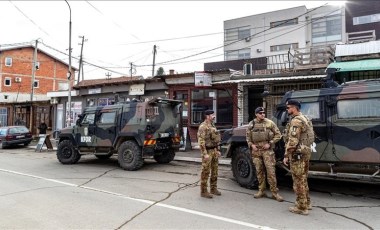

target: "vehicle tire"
[118,140,143,171]
[154,149,175,164]
[57,140,81,164]
[0,141,6,149]
[24,142,31,147]
[95,153,113,160]
[231,146,258,189]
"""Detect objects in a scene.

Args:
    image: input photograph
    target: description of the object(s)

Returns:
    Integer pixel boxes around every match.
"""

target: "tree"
[156,67,165,76]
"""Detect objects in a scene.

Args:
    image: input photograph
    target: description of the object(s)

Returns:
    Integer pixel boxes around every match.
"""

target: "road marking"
[0,168,277,230]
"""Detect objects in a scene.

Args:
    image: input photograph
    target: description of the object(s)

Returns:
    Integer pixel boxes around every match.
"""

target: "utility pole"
[77,35,87,83]
[129,62,133,79]
[152,45,157,77]
[29,39,38,132]
[105,72,111,80]
[65,0,72,127]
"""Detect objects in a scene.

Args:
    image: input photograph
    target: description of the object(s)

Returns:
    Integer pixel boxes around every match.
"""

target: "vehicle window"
[300,102,320,120]
[99,112,116,124]
[9,128,17,134]
[14,126,29,133]
[337,98,380,119]
[0,129,7,135]
[82,113,95,124]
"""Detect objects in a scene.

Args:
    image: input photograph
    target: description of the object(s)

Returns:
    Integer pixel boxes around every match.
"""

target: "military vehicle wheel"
[118,140,143,171]
[57,140,81,164]
[95,153,113,160]
[231,146,258,189]
[154,149,175,164]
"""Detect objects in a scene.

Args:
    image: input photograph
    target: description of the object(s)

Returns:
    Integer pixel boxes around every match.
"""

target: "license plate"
[16,135,25,138]
[159,133,169,138]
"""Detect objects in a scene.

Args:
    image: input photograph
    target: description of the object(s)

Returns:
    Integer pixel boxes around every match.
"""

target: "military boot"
[200,187,213,199]
[288,206,309,215]
[271,192,284,202]
[210,188,222,196]
[253,190,267,199]
[308,204,313,210]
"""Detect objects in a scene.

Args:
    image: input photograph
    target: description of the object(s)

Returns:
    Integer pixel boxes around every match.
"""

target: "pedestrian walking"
[38,121,48,135]
[283,99,314,215]
[197,110,221,198]
[246,107,283,202]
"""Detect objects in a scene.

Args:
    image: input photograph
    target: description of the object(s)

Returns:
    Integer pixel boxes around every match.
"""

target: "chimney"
[169,69,175,75]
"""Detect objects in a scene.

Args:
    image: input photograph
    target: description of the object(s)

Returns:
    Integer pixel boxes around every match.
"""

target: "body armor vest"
[251,121,271,143]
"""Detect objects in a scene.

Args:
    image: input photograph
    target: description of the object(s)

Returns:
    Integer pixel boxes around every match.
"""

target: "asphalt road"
[0,146,379,229]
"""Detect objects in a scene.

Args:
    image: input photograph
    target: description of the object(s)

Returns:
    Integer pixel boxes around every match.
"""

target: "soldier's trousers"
[252,149,278,193]
[290,150,311,210]
[201,149,219,190]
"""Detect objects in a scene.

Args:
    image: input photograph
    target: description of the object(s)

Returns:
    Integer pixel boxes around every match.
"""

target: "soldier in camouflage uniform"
[283,100,312,215]
[197,110,222,199]
[246,107,283,202]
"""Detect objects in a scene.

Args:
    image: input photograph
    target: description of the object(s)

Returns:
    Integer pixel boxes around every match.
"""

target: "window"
[312,14,342,44]
[217,89,233,124]
[225,48,251,61]
[81,113,95,125]
[300,102,321,120]
[99,112,116,124]
[5,57,12,66]
[270,18,298,28]
[270,43,299,52]
[337,98,380,119]
[4,77,11,86]
[190,89,233,124]
[33,80,39,88]
[0,107,7,127]
[174,90,188,118]
[353,13,380,25]
[98,98,115,106]
[225,26,251,41]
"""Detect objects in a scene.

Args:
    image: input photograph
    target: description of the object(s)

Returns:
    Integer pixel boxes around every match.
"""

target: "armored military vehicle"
[57,98,183,171]
[221,79,380,188]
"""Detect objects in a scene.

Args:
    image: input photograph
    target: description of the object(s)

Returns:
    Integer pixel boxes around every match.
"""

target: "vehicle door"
[330,96,380,164]
[76,112,96,147]
[300,100,329,162]
[94,109,118,148]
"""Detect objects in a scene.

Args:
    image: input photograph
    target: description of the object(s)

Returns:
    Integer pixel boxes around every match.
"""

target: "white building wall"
[223,4,346,61]
[224,6,308,59]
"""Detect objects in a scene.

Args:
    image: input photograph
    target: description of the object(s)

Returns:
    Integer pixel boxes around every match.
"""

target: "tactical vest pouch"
[299,144,311,155]
[252,131,267,142]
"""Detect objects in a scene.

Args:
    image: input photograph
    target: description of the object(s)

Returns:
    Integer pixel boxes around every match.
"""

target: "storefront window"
[190,89,233,125]
[191,89,215,124]
[217,89,233,124]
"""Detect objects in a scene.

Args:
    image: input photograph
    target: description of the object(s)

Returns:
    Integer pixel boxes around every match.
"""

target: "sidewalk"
[28,139,231,166]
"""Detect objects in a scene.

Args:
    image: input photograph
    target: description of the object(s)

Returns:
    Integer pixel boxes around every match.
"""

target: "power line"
[9,1,50,37]
[134,3,330,67]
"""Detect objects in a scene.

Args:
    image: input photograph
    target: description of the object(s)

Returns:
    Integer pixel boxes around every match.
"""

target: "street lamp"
[65,0,72,127]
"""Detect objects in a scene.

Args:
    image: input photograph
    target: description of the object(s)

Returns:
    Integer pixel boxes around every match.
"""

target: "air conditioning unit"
[15,77,22,83]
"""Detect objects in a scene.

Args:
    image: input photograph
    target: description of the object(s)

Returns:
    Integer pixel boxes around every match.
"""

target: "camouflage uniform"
[284,112,312,212]
[246,118,282,200]
[197,120,221,198]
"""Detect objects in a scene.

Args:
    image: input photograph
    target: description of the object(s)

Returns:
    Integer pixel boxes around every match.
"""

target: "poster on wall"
[129,83,145,95]
[194,72,212,87]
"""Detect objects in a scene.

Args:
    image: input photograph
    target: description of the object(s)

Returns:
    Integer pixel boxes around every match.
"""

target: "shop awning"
[327,59,380,72]
[212,75,326,84]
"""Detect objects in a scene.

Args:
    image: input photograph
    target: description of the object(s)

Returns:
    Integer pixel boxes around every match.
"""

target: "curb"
[27,146,231,166]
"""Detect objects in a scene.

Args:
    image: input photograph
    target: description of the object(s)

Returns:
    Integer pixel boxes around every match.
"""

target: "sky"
[0,1,345,81]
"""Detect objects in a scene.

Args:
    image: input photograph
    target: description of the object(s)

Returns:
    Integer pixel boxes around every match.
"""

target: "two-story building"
[0,44,75,135]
